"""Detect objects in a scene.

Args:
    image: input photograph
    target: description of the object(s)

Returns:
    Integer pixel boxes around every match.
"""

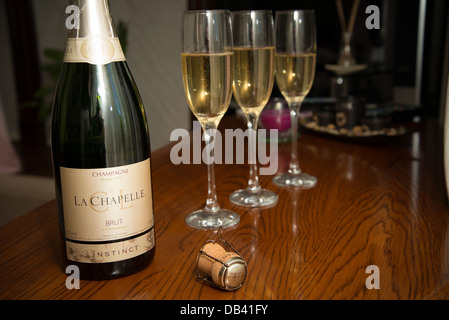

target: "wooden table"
[1,116,449,301]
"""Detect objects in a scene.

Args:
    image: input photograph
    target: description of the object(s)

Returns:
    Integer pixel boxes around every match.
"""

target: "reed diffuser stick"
[335,0,347,33]
[335,0,361,34]
[348,0,361,34]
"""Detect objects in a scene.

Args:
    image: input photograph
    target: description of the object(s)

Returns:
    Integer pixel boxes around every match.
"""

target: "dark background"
[188,0,448,117]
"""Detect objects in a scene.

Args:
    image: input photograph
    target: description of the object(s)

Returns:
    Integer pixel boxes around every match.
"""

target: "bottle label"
[60,159,155,263]
[64,36,126,65]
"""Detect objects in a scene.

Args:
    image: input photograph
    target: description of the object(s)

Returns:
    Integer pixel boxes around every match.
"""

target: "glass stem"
[202,123,220,213]
[246,112,262,193]
[289,101,302,175]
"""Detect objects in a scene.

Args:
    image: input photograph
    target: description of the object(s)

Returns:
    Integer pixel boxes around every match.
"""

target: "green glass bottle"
[51,0,155,280]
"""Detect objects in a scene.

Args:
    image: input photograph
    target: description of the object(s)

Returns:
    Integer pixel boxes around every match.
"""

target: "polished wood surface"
[1,117,449,300]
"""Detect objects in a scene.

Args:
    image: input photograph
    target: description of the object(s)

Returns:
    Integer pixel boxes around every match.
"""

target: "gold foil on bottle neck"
[64,0,125,64]
[68,0,116,39]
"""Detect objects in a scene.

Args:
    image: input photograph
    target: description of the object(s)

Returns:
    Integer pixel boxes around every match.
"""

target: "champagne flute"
[181,10,240,229]
[272,10,317,188]
[229,10,278,207]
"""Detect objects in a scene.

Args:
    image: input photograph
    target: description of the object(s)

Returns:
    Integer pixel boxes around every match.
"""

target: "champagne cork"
[211,252,246,290]
[197,242,226,278]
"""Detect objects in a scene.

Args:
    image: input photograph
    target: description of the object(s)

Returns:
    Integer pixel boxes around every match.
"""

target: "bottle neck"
[64,0,125,65]
[68,0,116,39]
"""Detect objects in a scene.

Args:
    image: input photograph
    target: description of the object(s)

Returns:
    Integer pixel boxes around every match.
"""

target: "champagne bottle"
[51,0,155,280]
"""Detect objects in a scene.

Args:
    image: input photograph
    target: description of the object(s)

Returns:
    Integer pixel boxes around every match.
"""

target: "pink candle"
[260,109,291,133]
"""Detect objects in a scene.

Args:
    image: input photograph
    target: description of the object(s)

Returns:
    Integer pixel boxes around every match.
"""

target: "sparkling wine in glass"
[181,10,239,229]
[272,10,317,188]
[229,10,278,207]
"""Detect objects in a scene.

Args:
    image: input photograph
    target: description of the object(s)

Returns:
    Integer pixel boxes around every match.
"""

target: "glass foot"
[185,209,240,230]
[272,172,317,189]
[230,188,278,208]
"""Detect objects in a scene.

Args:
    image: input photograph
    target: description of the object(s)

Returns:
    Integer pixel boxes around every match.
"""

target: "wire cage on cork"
[196,231,247,291]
